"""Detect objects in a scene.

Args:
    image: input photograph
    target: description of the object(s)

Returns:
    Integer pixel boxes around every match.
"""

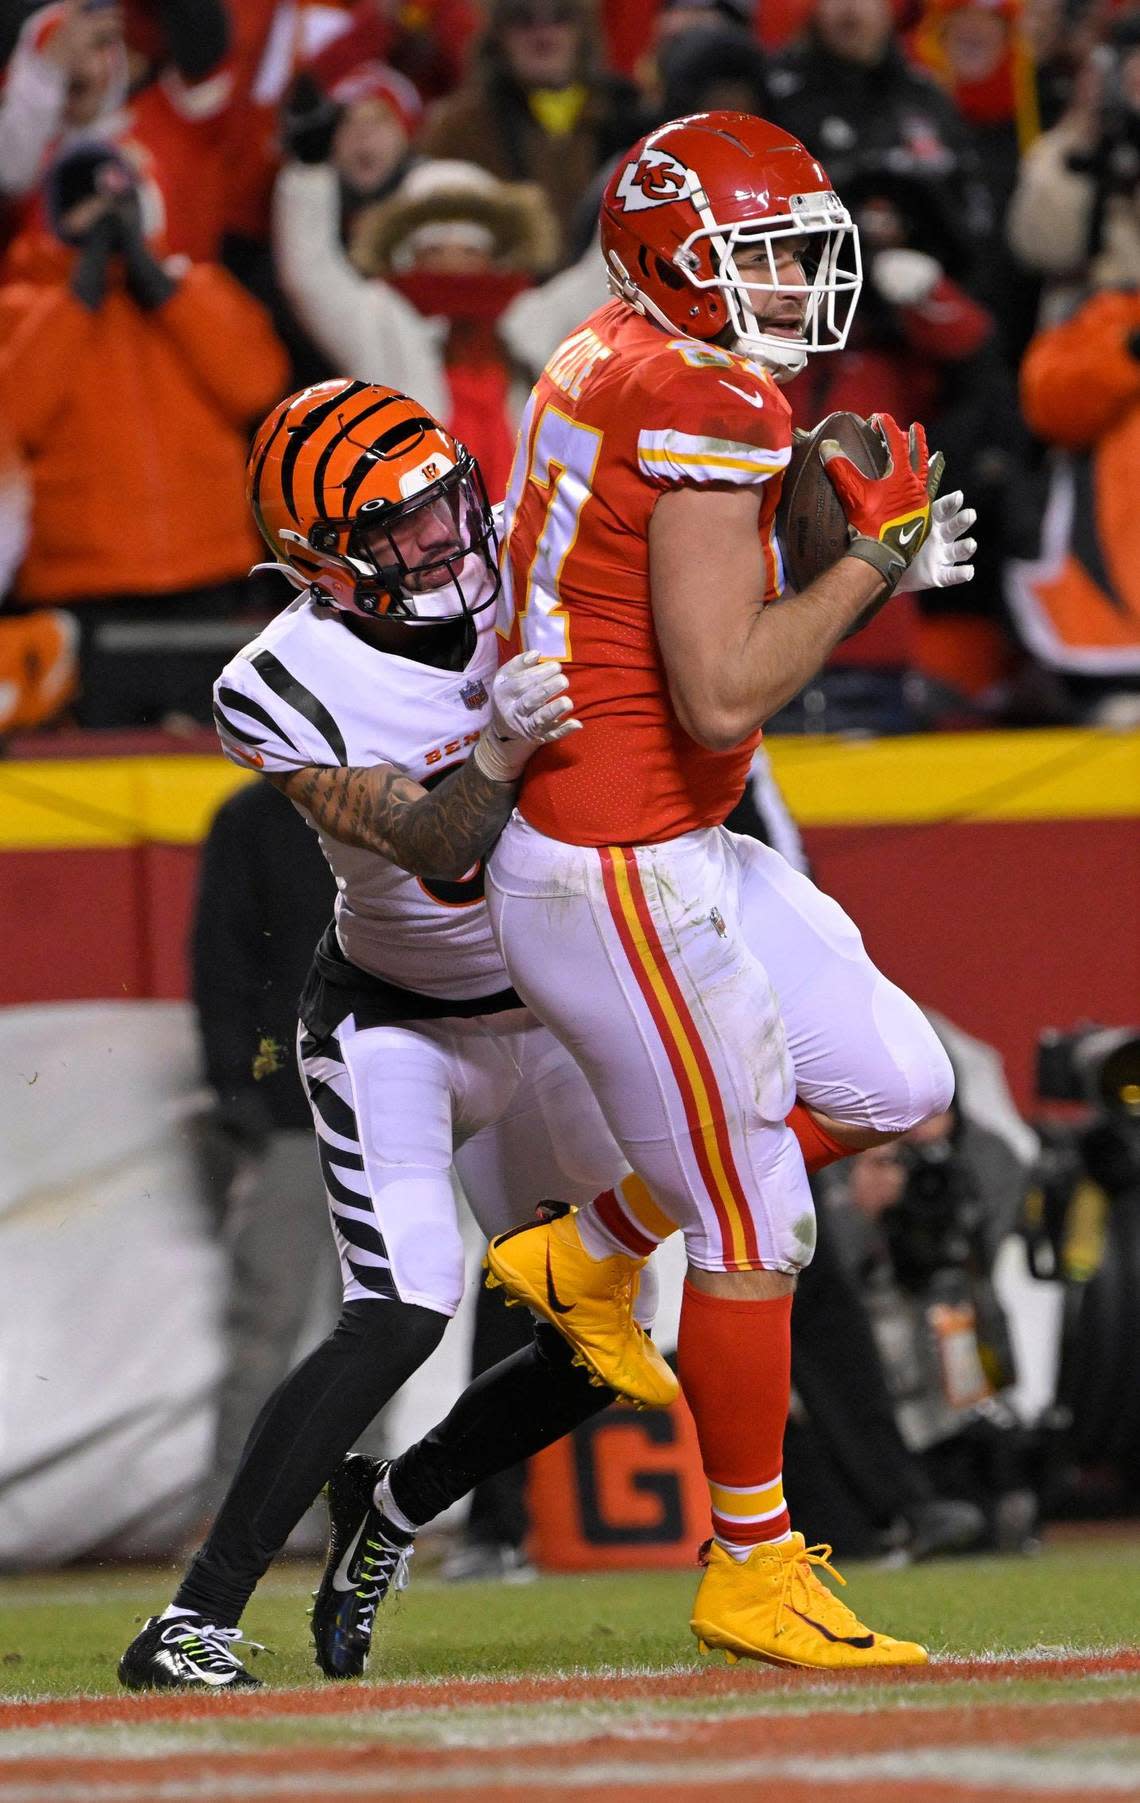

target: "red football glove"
[821,414,945,594]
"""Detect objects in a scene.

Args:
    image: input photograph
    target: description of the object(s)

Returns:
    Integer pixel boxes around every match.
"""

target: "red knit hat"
[328,62,423,139]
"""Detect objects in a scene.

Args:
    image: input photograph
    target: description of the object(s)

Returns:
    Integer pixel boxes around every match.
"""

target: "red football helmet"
[600,112,862,377]
[247,380,499,623]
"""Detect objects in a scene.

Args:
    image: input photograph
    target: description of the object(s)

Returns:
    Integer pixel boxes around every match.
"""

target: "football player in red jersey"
[483,112,977,1668]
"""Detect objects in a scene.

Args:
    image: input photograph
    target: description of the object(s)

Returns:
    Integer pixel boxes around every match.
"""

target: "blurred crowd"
[1,0,1140,737]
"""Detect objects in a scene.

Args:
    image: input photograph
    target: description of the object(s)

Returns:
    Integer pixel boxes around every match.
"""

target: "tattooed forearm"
[270,756,517,879]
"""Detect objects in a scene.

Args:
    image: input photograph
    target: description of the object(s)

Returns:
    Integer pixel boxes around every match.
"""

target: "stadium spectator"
[909,0,1050,360]
[226,57,423,392]
[656,19,770,119]
[189,778,340,1536]
[274,155,556,499]
[817,1012,1042,1553]
[304,0,482,104]
[217,0,367,254]
[212,0,453,256]
[0,0,129,203]
[631,0,761,115]
[0,141,288,727]
[415,0,639,267]
[911,0,1041,218]
[785,1180,989,1561]
[0,0,234,264]
[281,60,422,238]
[1007,11,1140,325]
[1007,285,1140,721]
[503,22,773,359]
[767,0,994,299]
[0,417,77,735]
[775,166,1025,719]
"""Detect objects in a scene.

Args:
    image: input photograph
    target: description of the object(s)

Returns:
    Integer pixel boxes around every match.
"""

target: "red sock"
[677,1280,792,1548]
[787,1102,851,1175]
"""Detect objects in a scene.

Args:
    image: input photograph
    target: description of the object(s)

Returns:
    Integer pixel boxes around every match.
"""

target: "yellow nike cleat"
[691,1534,928,1669]
[484,1206,679,1409]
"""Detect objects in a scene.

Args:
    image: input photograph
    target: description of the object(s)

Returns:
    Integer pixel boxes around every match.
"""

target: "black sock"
[387,1322,615,1527]
[173,1298,446,1626]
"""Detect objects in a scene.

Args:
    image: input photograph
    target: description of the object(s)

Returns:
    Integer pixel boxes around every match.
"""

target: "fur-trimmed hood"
[350,158,559,276]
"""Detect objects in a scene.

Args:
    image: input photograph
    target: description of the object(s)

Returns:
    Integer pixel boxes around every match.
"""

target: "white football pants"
[298,1008,658,1321]
[487,816,954,1275]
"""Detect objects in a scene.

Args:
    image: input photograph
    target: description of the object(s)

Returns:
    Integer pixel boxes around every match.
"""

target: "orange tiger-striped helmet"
[247,380,499,623]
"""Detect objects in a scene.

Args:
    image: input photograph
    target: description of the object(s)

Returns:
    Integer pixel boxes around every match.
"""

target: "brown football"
[776,411,889,594]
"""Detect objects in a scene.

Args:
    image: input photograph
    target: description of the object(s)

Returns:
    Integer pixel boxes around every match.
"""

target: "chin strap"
[249,562,311,592]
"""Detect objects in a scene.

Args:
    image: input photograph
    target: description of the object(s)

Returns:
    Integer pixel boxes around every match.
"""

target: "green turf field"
[4,1544,1139,1801]
[2,1540,1138,1698]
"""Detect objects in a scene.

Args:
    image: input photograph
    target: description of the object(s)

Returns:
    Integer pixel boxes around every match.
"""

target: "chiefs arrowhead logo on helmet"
[601,113,863,377]
[615,148,692,213]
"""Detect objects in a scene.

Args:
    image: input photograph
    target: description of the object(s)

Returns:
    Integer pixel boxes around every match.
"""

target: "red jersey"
[498,300,792,847]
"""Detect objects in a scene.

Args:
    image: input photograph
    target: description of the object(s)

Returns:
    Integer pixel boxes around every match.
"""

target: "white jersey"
[214,594,509,1000]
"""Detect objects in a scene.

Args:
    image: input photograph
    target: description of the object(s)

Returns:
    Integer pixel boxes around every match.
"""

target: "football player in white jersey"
[118,382,676,1694]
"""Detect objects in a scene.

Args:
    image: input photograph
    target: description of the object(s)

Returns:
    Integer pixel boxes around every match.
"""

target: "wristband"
[472,730,530,785]
[844,537,905,596]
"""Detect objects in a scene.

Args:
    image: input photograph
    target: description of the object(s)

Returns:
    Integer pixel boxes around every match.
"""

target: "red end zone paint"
[0,1780,1119,1803]
[2,1650,1138,1731]
[1,1695,1138,1803]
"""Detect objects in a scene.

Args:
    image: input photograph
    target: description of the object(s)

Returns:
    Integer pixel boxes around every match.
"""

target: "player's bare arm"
[270,648,578,879]
[270,755,517,881]
[651,414,944,748]
[650,486,885,748]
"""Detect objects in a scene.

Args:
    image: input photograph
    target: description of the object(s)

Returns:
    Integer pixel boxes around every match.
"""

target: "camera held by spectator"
[838,1093,1040,1552]
[1024,1024,1140,1519]
[1008,15,1140,300]
[0,137,287,726]
[1065,24,1140,207]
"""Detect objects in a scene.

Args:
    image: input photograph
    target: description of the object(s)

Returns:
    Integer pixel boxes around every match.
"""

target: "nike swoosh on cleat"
[545,1246,574,1315]
[720,380,765,409]
[331,1517,369,1593]
[788,1606,874,1648]
[162,1648,234,1686]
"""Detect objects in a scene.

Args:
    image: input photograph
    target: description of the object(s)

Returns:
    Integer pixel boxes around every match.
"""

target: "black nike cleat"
[311,1454,414,1679]
[117,1613,264,1690]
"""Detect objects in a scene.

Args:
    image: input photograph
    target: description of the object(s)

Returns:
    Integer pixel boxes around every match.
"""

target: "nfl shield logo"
[460,677,488,711]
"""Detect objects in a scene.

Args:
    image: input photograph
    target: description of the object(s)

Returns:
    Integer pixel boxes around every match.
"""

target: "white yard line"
[2,1742,1140,1800]
[0,1687,1136,1765]
[5,1644,1137,1712]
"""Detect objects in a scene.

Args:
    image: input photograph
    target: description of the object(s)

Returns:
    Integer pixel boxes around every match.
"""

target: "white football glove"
[473,649,581,783]
[895,490,977,594]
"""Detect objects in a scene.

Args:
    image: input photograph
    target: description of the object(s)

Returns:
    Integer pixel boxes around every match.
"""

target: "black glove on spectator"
[112,190,178,311]
[69,211,119,312]
[153,0,229,83]
[282,72,341,165]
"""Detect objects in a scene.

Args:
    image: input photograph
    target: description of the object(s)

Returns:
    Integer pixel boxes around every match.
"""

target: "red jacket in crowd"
[0,236,288,604]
